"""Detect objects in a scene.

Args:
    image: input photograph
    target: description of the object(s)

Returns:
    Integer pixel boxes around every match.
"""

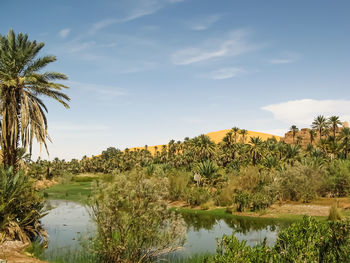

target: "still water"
[40,200,293,261]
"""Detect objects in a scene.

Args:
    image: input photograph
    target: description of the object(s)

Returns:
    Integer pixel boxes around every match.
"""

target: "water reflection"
[41,201,293,260]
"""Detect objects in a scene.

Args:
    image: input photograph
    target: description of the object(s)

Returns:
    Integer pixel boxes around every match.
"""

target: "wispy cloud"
[268,52,300,64]
[262,99,350,127]
[189,14,221,31]
[89,0,184,35]
[59,28,71,38]
[204,67,245,80]
[171,29,259,65]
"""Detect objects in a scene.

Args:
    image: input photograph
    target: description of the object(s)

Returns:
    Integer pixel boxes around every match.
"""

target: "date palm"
[0,29,70,169]
[328,116,342,138]
[231,127,240,143]
[312,115,328,139]
[239,129,248,143]
[340,127,350,158]
[309,129,316,144]
[289,125,299,144]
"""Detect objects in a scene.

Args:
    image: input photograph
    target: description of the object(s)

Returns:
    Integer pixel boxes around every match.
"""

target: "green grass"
[42,181,92,203]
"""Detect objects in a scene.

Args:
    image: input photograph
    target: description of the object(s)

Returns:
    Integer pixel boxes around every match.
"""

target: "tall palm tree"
[312,115,328,139]
[340,127,350,158]
[0,29,70,169]
[289,125,299,144]
[309,129,316,144]
[231,127,240,143]
[239,129,248,143]
[249,136,263,166]
[328,116,342,138]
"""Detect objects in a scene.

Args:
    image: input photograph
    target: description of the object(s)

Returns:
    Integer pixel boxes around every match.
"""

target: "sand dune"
[129,129,281,155]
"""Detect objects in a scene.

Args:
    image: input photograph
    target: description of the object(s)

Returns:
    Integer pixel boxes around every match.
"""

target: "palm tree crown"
[312,115,328,139]
[0,29,70,169]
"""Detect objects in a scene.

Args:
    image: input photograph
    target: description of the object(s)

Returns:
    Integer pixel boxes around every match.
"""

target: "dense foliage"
[0,29,70,170]
[0,166,46,243]
[27,116,350,212]
[208,216,350,262]
[90,170,186,263]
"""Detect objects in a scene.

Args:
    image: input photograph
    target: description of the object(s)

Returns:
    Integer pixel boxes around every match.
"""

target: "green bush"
[250,192,274,211]
[326,160,350,197]
[168,171,190,201]
[184,186,210,206]
[0,167,46,243]
[278,164,324,202]
[328,204,343,221]
[234,191,250,212]
[208,216,350,262]
[90,171,186,263]
[194,160,219,181]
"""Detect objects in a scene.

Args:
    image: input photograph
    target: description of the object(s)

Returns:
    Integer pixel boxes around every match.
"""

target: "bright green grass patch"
[42,181,92,203]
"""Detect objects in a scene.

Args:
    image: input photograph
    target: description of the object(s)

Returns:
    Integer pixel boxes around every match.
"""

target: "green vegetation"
[206,216,350,262]
[42,181,92,203]
[90,170,186,263]
[0,29,70,170]
[0,167,46,243]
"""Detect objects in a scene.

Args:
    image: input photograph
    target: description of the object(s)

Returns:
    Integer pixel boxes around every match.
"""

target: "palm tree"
[0,29,70,169]
[328,116,342,138]
[309,129,316,144]
[340,127,350,158]
[239,129,248,143]
[312,115,328,139]
[289,125,299,144]
[231,127,240,143]
[249,136,263,166]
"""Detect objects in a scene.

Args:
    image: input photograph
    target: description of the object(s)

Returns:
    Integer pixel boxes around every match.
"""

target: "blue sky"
[1,0,350,160]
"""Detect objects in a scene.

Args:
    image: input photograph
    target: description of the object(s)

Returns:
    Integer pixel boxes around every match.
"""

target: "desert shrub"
[234,191,250,212]
[328,204,343,221]
[0,167,47,243]
[250,192,274,211]
[278,164,324,202]
[275,216,350,262]
[145,163,155,176]
[57,172,74,184]
[168,171,191,201]
[90,171,186,263]
[325,160,350,197]
[208,216,350,263]
[215,174,236,206]
[184,186,211,206]
[208,235,274,263]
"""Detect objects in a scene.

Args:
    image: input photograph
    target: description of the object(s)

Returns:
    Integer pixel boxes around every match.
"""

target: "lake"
[39,200,293,262]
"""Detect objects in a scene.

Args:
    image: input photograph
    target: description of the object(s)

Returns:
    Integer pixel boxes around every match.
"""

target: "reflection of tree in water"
[181,212,217,231]
[181,212,293,234]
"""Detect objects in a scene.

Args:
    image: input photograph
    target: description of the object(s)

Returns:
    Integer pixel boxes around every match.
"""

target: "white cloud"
[59,28,71,38]
[190,14,221,31]
[262,99,350,127]
[171,29,258,65]
[205,67,244,80]
[89,0,184,34]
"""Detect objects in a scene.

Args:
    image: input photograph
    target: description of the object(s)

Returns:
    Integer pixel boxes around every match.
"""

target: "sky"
[1,0,350,160]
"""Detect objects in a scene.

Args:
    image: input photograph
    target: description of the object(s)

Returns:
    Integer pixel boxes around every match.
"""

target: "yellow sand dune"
[129,129,281,155]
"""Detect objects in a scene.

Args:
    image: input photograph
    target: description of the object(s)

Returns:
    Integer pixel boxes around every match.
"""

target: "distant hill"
[129,129,281,155]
